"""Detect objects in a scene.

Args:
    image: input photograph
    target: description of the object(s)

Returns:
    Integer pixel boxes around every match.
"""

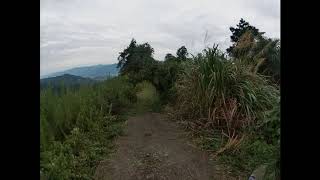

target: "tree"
[226,18,265,56]
[164,53,176,62]
[232,30,280,84]
[176,46,188,61]
[117,38,137,70]
[117,38,156,83]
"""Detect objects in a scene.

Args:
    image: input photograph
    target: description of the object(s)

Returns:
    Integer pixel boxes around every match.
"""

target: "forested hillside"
[41,64,119,79]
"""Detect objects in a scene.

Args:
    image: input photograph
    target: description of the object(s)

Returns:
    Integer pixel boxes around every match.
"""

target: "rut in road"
[94,112,231,180]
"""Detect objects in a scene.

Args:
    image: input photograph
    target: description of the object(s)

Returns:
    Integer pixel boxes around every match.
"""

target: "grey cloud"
[40,0,280,76]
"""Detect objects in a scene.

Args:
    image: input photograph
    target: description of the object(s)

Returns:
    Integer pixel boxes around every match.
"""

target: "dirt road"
[94,113,228,180]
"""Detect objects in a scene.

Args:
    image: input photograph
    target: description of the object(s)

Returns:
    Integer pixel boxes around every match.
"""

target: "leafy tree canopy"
[176,46,188,61]
[117,38,157,84]
[226,18,265,56]
[117,38,155,75]
[164,53,176,62]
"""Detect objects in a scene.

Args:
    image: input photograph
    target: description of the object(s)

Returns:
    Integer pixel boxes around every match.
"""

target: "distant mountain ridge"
[40,74,96,90]
[41,63,119,79]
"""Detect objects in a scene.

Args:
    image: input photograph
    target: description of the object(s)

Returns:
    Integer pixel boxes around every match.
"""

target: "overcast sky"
[40,0,280,76]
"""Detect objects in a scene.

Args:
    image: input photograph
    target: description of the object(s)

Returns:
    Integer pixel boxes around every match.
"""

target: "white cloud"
[40,0,280,76]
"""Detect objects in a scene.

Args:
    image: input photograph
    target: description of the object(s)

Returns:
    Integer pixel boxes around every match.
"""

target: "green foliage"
[151,60,182,103]
[172,45,280,178]
[176,46,188,61]
[40,76,134,179]
[41,141,73,180]
[219,138,277,172]
[97,76,137,114]
[256,97,280,145]
[164,53,176,62]
[175,45,279,128]
[232,30,280,84]
[117,39,187,105]
[227,18,265,56]
[225,18,280,84]
[134,81,161,113]
[117,38,156,84]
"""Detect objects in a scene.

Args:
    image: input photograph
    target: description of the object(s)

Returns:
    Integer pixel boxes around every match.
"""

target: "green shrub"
[257,97,280,145]
[174,46,279,130]
[219,138,277,172]
[152,60,182,104]
[172,46,280,177]
[134,81,161,113]
[40,76,133,179]
[99,76,137,114]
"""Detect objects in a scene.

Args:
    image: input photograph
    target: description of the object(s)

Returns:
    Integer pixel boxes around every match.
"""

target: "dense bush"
[96,76,137,114]
[116,39,187,105]
[174,46,279,129]
[134,81,161,112]
[151,60,182,104]
[171,45,280,177]
[40,76,134,180]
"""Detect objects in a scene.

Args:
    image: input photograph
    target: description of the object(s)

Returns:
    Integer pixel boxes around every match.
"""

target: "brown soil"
[94,113,239,180]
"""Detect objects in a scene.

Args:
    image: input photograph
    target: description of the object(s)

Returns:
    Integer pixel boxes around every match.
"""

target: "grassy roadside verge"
[40,77,162,180]
[40,76,135,180]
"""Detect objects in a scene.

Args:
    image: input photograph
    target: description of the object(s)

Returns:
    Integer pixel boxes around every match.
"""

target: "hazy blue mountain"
[40,74,96,90]
[41,63,119,79]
